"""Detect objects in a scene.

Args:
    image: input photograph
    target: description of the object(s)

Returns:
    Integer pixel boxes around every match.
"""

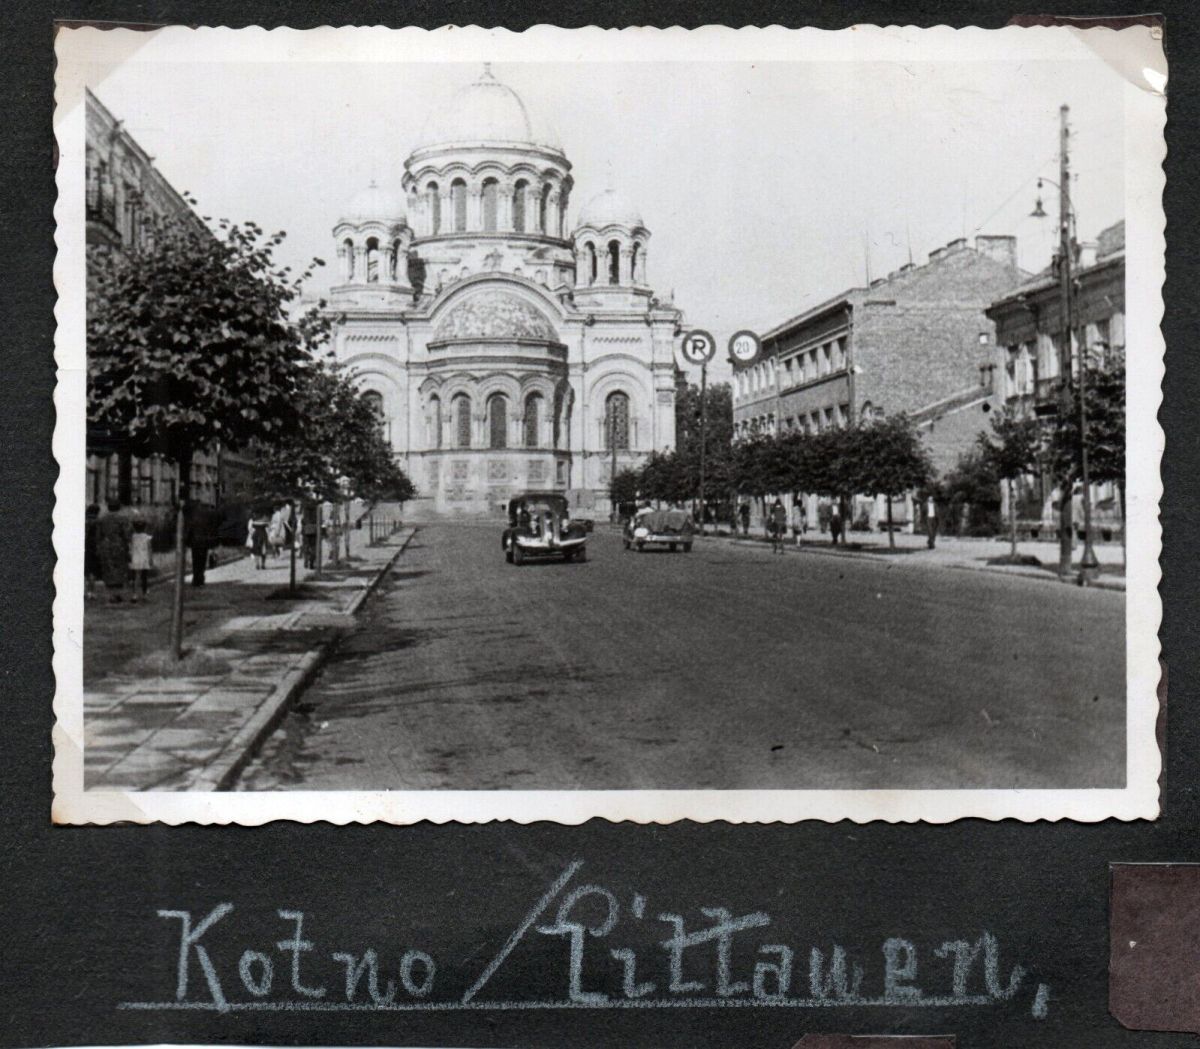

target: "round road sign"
[680,329,717,365]
[729,329,761,365]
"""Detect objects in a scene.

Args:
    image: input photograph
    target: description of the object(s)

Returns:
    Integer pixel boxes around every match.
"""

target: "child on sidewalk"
[129,517,153,603]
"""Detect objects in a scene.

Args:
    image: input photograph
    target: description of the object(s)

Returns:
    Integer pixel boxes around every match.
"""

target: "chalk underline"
[119,995,996,1012]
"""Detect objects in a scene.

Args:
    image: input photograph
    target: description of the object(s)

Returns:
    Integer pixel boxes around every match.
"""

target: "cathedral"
[327,66,685,516]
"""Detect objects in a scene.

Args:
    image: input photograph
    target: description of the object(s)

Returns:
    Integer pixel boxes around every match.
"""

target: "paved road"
[237,522,1125,791]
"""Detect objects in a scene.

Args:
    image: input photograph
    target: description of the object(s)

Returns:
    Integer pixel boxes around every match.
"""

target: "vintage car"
[624,507,695,552]
[502,492,589,565]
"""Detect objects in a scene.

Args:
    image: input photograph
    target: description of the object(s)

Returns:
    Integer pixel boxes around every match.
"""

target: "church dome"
[433,290,559,343]
[576,188,644,230]
[341,180,405,224]
[419,66,562,153]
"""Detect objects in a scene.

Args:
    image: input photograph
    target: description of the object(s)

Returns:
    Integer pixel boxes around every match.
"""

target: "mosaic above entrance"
[433,290,559,343]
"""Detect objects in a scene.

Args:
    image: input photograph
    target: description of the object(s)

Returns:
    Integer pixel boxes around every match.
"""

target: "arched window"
[429,394,443,449]
[343,238,356,281]
[523,393,543,447]
[390,239,403,282]
[586,242,597,286]
[487,393,508,449]
[451,179,467,232]
[512,180,528,232]
[608,240,621,286]
[453,394,472,448]
[365,237,380,283]
[427,182,441,234]
[482,178,499,232]
[631,242,642,284]
[539,183,551,233]
[361,390,384,418]
[604,391,630,451]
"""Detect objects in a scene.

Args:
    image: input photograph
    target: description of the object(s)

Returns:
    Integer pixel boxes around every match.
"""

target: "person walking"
[301,502,318,569]
[84,503,100,599]
[248,506,271,570]
[268,502,288,558]
[95,499,132,603]
[829,501,843,546]
[769,498,788,554]
[738,501,751,538]
[128,516,153,603]
[791,499,807,546]
[186,502,220,587]
[925,494,939,550]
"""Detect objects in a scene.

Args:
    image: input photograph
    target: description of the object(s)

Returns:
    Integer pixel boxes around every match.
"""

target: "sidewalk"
[83,527,416,791]
[701,528,1127,591]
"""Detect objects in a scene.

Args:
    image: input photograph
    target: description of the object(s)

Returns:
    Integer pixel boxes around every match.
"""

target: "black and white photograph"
[51,24,1164,824]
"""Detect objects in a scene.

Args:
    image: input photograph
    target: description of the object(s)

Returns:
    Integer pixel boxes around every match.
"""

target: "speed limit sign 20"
[729,329,761,365]
[680,329,717,365]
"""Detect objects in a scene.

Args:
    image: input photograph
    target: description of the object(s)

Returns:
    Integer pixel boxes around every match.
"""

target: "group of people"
[738,498,844,550]
[84,499,225,602]
[85,500,154,604]
[246,501,298,570]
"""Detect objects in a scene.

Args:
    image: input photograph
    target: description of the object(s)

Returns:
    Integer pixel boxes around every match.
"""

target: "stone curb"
[195,527,418,791]
[706,533,1126,591]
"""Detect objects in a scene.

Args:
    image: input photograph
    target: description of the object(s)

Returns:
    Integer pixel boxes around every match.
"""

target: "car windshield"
[515,495,568,515]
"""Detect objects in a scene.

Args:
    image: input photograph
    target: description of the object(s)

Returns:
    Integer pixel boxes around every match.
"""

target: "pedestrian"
[769,498,787,554]
[791,500,806,546]
[301,503,318,569]
[248,505,271,570]
[268,501,288,558]
[829,501,843,546]
[84,503,100,599]
[186,502,220,586]
[739,501,751,537]
[926,495,939,550]
[282,500,298,557]
[95,498,132,603]
[129,516,153,603]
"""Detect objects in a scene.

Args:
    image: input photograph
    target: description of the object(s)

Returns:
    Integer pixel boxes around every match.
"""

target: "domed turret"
[572,186,650,290]
[576,188,644,232]
[419,65,563,154]
[332,180,412,286]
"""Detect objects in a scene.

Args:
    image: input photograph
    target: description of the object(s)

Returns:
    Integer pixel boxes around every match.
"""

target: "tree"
[88,213,324,657]
[853,414,933,547]
[978,409,1043,558]
[609,468,641,515]
[943,449,1002,537]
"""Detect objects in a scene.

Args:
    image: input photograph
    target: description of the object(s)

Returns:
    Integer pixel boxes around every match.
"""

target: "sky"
[87,49,1125,384]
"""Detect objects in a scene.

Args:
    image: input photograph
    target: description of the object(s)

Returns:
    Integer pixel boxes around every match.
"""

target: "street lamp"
[1030,108,1101,583]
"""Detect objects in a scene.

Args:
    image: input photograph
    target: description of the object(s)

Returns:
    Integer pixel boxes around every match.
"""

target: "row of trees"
[615,409,933,548]
[88,210,413,657]
[617,360,1125,558]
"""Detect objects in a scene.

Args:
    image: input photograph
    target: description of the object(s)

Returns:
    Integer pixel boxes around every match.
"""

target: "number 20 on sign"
[680,330,716,366]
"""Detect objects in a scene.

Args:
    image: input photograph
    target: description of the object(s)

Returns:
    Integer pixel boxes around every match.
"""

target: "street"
[237,523,1125,791]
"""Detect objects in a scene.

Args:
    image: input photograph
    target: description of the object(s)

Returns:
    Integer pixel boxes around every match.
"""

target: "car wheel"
[623,539,631,550]
[669,543,676,553]
[683,543,692,553]
[636,541,644,552]
[513,544,525,566]
[576,547,588,563]
[505,547,513,563]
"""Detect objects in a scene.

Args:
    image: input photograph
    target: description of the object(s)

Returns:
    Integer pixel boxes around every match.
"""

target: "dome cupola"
[340,179,406,225]
[576,188,644,233]
[418,65,563,155]
[332,180,413,287]
[572,186,651,290]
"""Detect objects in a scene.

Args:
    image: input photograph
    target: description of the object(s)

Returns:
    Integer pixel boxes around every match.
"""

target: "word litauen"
[133,860,1051,1017]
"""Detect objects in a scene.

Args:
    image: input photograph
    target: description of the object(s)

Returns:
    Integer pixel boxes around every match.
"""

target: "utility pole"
[1056,103,1075,579]
[698,361,708,531]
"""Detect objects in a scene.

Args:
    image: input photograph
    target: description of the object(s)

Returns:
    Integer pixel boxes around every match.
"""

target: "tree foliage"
[1045,349,1126,487]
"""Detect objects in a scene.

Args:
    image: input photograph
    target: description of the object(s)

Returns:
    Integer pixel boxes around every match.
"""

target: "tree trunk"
[288,501,298,596]
[1009,477,1018,559]
[315,501,323,579]
[169,450,191,661]
[1119,481,1126,568]
[886,494,895,548]
[1058,479,1074,577]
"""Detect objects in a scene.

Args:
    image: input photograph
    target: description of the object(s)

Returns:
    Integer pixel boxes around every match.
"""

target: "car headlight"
[634,526,650,538]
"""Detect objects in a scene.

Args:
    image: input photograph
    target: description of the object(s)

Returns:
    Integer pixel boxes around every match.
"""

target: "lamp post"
[1031,103,1100,584]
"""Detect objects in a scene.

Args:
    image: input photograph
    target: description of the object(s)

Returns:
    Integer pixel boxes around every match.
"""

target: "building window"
[487,393,508,449]
[344,238,356,281]
[631,242,642,283]
[453,394,472,448]
[539,183,551,233]
[361,390,384,420]
[523,393,542,447]
[427,182,441,234]
[608,240,621,286]
[365,238,380,283]
[482,178,499,232]
[835,336,847,370]
[451,179,467,232]
[604,391,630,450]
[512,180,528,232]
[586,242,597,286]
[429,394,443,449]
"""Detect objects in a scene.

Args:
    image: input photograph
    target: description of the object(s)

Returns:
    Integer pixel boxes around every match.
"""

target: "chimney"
[1077,242,1098,268]
[974,234,1017,270]
[946,237,968,253]
[928,246,946,263]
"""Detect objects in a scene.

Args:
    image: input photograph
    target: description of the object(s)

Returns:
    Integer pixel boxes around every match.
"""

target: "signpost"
[729,329,761,367]
[680,330,717,531]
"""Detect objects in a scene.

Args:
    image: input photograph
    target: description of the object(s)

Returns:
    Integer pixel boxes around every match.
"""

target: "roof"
[340,180,406,224]
[419,66,563,153]
[576,188,644,231]
[988,220,1125,312]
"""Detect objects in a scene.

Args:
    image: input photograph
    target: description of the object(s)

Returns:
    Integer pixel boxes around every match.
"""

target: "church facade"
[327,67,684,516]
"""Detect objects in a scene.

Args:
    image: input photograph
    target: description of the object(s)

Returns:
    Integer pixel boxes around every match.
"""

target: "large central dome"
[418,65,563,153]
